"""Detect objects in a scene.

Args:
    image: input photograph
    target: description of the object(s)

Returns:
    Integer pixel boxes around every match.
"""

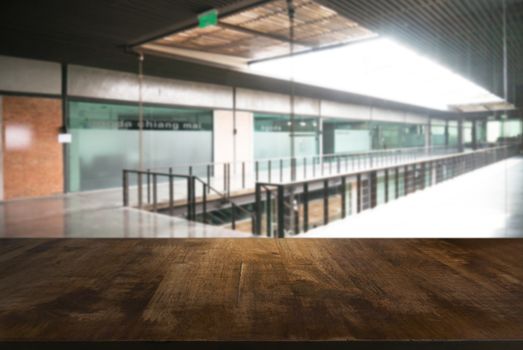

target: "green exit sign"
[198,9,218,28]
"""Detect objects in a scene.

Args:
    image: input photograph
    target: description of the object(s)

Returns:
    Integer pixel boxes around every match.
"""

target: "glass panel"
[254,113,319,160]
[323,118,371,154]
[376,172,386,205]
[463,121,473,147]
[448,121,459,146]
[487,120,502,143]
[68,100,213,192]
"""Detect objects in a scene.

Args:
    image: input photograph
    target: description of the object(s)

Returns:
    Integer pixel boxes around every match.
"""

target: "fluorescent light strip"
[249,38,505,111]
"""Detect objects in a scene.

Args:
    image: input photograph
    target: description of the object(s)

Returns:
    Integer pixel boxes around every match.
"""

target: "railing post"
[207,164,211,193]
[422,162,426,188]
[227,163,231,198]
[202,183,207,224]
[147,169,151,204]
[255,184,262,235]
[122,170,128,206]
[192,176,197,220]
[255,161,259,182]
[303,183,309,232]
[323,180,329,225]
[404,165,409,195]
[231,205,236,230]
[266,189,272,237]
[395,168,399,199]
[384,169,389,203]
[277,185,285,238]
[152,174,157,212]
[341,177,347,218]
[293,189,300,235]
[370,171,377,208]
[137,172,143,208]
[268,160,272,183]
[356,174,362,213]
[169,169,174,216]
[187,177,192,220]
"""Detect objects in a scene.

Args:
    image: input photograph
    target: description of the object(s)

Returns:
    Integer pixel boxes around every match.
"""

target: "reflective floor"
[0,186,249,238]
[2,156,522,239]
[299,156,523,238]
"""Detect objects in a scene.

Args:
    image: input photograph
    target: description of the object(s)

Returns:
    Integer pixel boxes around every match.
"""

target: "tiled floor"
[0,186,249,238]
[2,155,522,239]
[299,156,523,238]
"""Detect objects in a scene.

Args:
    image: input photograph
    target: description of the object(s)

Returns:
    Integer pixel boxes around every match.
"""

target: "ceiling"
[1,0,523,114]
[142,0,376,66]
[317,0,523,107]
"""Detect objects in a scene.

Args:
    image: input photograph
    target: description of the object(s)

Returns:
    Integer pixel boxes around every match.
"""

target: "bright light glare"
[249,38,505,110]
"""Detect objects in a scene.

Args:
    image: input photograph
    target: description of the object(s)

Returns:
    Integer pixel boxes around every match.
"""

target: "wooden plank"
[0,239,522,342]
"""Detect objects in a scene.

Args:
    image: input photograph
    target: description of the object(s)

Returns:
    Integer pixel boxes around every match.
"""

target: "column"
[444,120,450,147]
[458,119,464,152]
[471,119,478,150]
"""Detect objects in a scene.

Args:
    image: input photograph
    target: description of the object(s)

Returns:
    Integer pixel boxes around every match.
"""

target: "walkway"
[299,156,523,238]
[0,187,248,238]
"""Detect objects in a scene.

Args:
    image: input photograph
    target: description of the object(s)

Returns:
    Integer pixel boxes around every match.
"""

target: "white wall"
[0,54,432,127]
[235,111,254,163]
[68,65,233,109]
[213,110,254,164]
[213,110,234,165]
[236,88,321,116]
[320,100,429,125]
[321,100,371,121]
[0,55,61,95]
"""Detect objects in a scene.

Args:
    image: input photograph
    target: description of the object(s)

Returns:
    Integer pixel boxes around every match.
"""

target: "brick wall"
[2,96,63,199]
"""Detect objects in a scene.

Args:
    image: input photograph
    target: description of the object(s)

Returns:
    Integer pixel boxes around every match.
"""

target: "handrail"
[256,145,512,187]
[254,144,519,238]
[129,145,461,197]
[193,176,256,231]
[143,145,455,171]
[123,143,519,236]
[122,167,256,233]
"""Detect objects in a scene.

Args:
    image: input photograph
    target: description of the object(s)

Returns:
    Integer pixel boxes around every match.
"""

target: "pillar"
[444,120,449,146]
[471,119,478,150]
[458,119,464,152]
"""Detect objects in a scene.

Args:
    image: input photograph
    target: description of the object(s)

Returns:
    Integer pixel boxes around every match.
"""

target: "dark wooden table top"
[0,238,522,343]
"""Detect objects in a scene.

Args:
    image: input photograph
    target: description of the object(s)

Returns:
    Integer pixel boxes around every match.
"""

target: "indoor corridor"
[299,156,523,238]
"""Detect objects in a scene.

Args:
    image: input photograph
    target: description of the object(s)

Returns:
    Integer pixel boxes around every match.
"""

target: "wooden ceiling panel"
[143,0,376,62]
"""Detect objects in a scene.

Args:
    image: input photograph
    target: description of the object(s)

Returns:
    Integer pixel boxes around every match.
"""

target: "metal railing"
[254,144,519,238]
[122,169,256,233]
[142,145,458,198]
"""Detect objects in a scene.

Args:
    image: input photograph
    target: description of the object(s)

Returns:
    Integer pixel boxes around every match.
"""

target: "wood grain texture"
[0,239,522,341]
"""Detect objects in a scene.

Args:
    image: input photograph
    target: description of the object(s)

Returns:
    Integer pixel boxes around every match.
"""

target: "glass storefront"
[254,113,319,160]
[68,100,213,191]
[463,121,473,148]
[448,120,459,146]
[431,119,446,146]
[487,118,523,143]
[323,119,370,154]
[475,120,487,146]
[323,118,426,154]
